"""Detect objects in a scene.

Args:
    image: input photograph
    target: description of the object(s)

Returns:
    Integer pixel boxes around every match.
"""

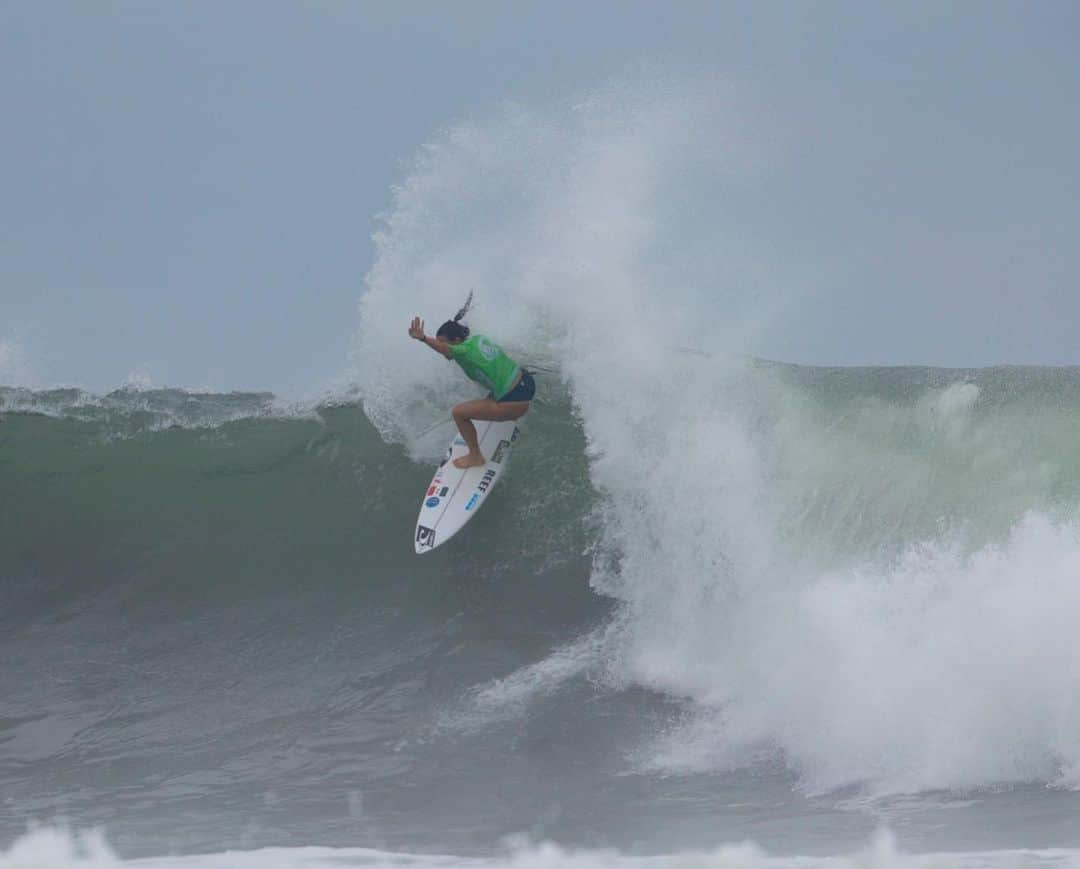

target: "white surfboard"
[414,420,520,554]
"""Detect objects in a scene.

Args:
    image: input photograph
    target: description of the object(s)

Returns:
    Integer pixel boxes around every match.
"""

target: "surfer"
[408,294,535,469]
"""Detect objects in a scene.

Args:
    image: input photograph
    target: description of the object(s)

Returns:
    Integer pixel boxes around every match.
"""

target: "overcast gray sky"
[2,1,1078,395]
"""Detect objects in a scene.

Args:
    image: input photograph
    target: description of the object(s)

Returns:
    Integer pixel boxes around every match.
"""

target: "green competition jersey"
[447,334,521,399]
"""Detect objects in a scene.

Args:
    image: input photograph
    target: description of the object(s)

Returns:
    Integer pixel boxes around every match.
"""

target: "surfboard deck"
[414,420,520,553]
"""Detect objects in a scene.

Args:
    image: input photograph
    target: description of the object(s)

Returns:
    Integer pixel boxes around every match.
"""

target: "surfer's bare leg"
[451,399,529,469]
[451,406,483,468]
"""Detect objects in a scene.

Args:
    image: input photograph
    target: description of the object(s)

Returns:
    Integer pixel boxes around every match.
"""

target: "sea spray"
[351,84,1080,797]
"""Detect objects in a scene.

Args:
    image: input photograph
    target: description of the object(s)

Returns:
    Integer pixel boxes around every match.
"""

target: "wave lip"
[0,385,305,432]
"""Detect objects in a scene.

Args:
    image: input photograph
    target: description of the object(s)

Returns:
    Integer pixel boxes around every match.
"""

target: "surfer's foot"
[453,451,485,469]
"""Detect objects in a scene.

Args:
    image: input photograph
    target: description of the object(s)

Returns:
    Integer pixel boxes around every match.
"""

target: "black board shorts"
[496,370,536,403]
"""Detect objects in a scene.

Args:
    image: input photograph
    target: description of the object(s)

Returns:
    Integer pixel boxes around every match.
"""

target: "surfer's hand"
[409,317,426,341]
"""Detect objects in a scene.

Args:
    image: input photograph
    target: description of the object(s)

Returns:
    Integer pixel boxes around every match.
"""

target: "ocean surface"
[4,362,1080,868]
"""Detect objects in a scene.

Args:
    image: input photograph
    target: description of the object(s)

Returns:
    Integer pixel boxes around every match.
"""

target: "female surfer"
[408,294,535,469]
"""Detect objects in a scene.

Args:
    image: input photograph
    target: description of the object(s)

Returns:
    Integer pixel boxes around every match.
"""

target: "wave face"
[7,365,1080,858]
[5,369,1080,859]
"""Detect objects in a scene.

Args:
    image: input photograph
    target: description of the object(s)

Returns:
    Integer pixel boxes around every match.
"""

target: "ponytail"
[453,290,474,323]
[436,291,475,341]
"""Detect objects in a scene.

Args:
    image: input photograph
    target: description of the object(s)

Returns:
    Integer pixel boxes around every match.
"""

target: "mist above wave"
[350,78,1080,797]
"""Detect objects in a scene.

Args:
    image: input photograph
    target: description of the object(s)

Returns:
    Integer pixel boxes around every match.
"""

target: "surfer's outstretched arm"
[408,317,452,359]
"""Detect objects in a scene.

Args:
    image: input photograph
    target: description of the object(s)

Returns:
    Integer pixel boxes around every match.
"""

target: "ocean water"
[6,87,1080,868]
[4,364,1080,868]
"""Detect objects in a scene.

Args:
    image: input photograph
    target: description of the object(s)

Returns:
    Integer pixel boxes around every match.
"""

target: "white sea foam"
[352,82,1080,797]
[4,826,1078,869]
[640,513,1080,793]
[444,624,614,731]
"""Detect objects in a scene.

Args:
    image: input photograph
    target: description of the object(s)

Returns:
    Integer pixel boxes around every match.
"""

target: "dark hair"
[435,291,474,342]
[436,320,469,341]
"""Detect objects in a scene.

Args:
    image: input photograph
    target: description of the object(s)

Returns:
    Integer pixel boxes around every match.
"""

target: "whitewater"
[5,88,1080,867]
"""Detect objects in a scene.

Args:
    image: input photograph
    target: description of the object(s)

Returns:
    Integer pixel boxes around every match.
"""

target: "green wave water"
[5,366,1080,857]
